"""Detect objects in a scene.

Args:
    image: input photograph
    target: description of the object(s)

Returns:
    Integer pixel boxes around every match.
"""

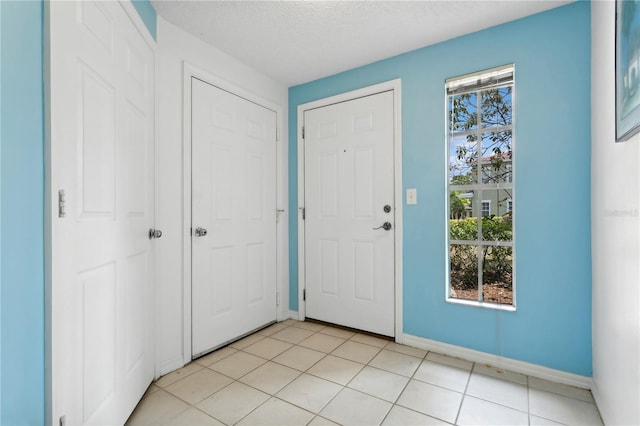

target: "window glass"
[481,201,491,217]
[446,65,514,308]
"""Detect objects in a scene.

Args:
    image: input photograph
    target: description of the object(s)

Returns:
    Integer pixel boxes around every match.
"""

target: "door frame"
[182,63,286,363]
[296,79,403,342]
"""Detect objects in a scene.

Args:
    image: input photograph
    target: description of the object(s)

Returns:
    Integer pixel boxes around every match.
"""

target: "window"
[481,200,491,217]
[447,65,514,307]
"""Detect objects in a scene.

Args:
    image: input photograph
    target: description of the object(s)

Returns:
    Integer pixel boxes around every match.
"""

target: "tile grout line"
[189,331,421,423]
[377,348,430,425]
[282,324,348,424]
[134,320,604,426]
[453,360,475,425]
[159,334,293,424]
[233,323,370,424]
[285,323,388,424]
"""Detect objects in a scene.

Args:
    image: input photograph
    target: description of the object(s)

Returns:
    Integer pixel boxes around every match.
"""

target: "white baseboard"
[589,380,611,425]
[287,310,299,321]
[402,333,593,390]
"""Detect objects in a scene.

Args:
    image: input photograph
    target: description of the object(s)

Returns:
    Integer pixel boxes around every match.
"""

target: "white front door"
[48,1,155,424]
[191,78,277,357]
[304,91,396,336]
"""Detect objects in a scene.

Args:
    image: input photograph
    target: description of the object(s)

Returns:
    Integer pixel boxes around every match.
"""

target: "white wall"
[154,17,289,376]
[591,2,640,425]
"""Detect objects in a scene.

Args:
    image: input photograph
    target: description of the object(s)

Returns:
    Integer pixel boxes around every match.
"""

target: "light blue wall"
[0,1,155,424]
[0,2,3,421]
[132,0,157,40]
[1,1,45,424]
[289,2,592,376]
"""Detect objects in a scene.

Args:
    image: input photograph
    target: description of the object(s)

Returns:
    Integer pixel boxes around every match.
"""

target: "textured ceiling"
[152,0,571,87]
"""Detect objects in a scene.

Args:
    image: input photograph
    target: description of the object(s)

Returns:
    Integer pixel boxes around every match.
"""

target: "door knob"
[194,227,208,237]
[148,228,163,239]
[373,222,392,231]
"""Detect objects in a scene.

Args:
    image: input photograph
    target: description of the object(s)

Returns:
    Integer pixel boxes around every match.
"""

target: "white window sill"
[446,297,516,312]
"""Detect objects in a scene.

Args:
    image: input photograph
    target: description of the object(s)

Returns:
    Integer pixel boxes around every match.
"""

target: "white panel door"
[49,1,155,424]
[304,91,395,336]
[191,78,277,357]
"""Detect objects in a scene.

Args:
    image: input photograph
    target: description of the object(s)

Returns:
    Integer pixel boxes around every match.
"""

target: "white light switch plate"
[406,188,417,205]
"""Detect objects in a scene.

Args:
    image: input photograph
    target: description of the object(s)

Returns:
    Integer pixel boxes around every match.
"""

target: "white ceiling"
[152,0,571,87]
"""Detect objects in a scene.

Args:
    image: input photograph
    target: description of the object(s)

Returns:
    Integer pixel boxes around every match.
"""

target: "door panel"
[79,67,116,217]
[80,263,117,421]
[49,1,155,424]
[191,78,277,357]
[304,91,395,336]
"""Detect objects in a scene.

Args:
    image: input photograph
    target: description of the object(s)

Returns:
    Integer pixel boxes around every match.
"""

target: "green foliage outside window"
[449,217,512,290]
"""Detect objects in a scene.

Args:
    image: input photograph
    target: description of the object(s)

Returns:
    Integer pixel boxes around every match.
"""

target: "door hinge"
[303,289,306,301]
[276,127,280,141]
[302,126,305,139]
[149,228,163,239]
[59,415,66,426]
[302,207,305,220]
[276,292,280,306]
[58,189,66,218]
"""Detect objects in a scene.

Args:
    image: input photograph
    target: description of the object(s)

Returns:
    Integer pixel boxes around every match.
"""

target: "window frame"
[481,200,491,217]
[445,64,516,311]
[505,164,513,183]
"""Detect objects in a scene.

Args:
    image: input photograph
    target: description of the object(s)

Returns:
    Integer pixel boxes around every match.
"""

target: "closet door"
[48,1,155,424]
[191,77,277,357]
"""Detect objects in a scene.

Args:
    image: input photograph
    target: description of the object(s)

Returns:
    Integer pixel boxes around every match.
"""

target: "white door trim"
[182,63,286,364]
[118,0,157,49]
[297,79,403,342]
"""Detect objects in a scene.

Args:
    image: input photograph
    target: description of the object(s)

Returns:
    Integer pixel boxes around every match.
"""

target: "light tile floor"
[127,320,603,425]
